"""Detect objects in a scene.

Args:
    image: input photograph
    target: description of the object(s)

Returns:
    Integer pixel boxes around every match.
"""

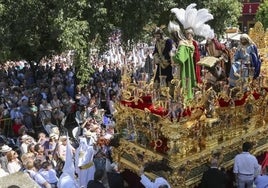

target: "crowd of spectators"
[0,50,128,187]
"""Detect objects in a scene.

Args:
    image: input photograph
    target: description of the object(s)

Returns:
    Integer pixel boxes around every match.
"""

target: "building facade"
[239,0,264,33]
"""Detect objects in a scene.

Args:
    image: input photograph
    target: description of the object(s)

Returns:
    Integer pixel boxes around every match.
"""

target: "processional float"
[112,21,268,187]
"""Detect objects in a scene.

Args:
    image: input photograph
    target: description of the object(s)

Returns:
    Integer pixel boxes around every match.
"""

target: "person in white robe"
[75,137,96,188]
[139,166,171,188]
[57,135,79,188]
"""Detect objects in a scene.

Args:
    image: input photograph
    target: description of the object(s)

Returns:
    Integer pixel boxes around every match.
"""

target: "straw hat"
[0,145,12,153]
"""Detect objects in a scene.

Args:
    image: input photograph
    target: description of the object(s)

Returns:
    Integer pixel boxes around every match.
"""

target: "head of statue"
[185,28,194,40]
[153,27,164,40]
[240,34,251,46]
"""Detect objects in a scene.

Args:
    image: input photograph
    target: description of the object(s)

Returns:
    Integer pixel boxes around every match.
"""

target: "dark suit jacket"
[200,167,228,188]
[107,171,125,188]
[87,180,105,188]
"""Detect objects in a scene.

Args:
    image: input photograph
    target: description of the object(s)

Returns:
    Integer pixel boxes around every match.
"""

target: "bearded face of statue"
[154,33,162,42]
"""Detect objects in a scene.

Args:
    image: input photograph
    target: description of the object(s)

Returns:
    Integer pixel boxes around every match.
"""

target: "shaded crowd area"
[0,54,146,187]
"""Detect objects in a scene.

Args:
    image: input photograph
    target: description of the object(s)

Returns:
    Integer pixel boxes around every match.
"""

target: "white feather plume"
[171,3,214,39]
[168,21,181,34]
[171,8,186,27]
[197,9,213,23]
[184,4,198,29]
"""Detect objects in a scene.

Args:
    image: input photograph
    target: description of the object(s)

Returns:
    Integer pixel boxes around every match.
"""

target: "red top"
[12,122,23,136]
[193,40,202,83]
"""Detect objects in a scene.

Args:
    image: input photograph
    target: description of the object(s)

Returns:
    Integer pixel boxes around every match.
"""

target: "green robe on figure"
[173,41,196,101]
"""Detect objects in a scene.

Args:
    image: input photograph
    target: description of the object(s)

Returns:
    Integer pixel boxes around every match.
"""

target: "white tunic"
[75,137,96,188]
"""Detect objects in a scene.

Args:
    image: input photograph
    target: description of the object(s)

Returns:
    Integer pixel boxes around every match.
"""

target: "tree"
[53,0,93,86]
[256,0,268,30]
[83,0,111,52]
[0,0,59,63]
[0,0,243,87]
[203,0,242,37]
[0,0,92,85]
[99,0,243,42]
[101,0,176,46]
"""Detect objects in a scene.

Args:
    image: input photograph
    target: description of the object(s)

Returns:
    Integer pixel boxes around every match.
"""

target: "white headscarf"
[58,135,79,188]
[240,33,255,45]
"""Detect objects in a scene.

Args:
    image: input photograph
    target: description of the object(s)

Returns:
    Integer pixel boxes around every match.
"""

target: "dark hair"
[33,159,42,170]
[27,143,35,152]
[94,169,104,181]
[34,143,41,153]
[242,142,252,152]
[41,161,50,169]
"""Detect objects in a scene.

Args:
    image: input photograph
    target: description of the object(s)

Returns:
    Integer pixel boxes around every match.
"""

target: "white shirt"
[20,142,29,154]
[233,152,260,176]
[254,174,268,188]
[44,123,57,135]
[26,169,47,188]
[7,160,22,174]
[39,168,58,184]
[109,100,116,115]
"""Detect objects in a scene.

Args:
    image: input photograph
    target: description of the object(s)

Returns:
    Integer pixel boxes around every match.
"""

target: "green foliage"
[256,0,268,30]
[83,1,111,53]
[54,11,92,86]
[98,0,242,42]
[75,49,93,87]
[52,0,93,86]
[0,0,92,86]
[203,0,242,36]
[103,0,176,45]
[0,0,244,86]
[0,0,58,62]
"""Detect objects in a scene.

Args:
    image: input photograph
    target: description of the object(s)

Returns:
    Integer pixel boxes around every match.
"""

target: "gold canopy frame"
[112,21,268,188]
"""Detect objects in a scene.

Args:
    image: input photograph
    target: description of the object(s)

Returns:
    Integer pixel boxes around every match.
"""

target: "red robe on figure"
[192,40,202,83]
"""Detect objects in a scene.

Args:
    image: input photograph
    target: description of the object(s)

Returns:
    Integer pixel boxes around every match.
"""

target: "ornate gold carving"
[249,21,265,48]
[112,22,268,187]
